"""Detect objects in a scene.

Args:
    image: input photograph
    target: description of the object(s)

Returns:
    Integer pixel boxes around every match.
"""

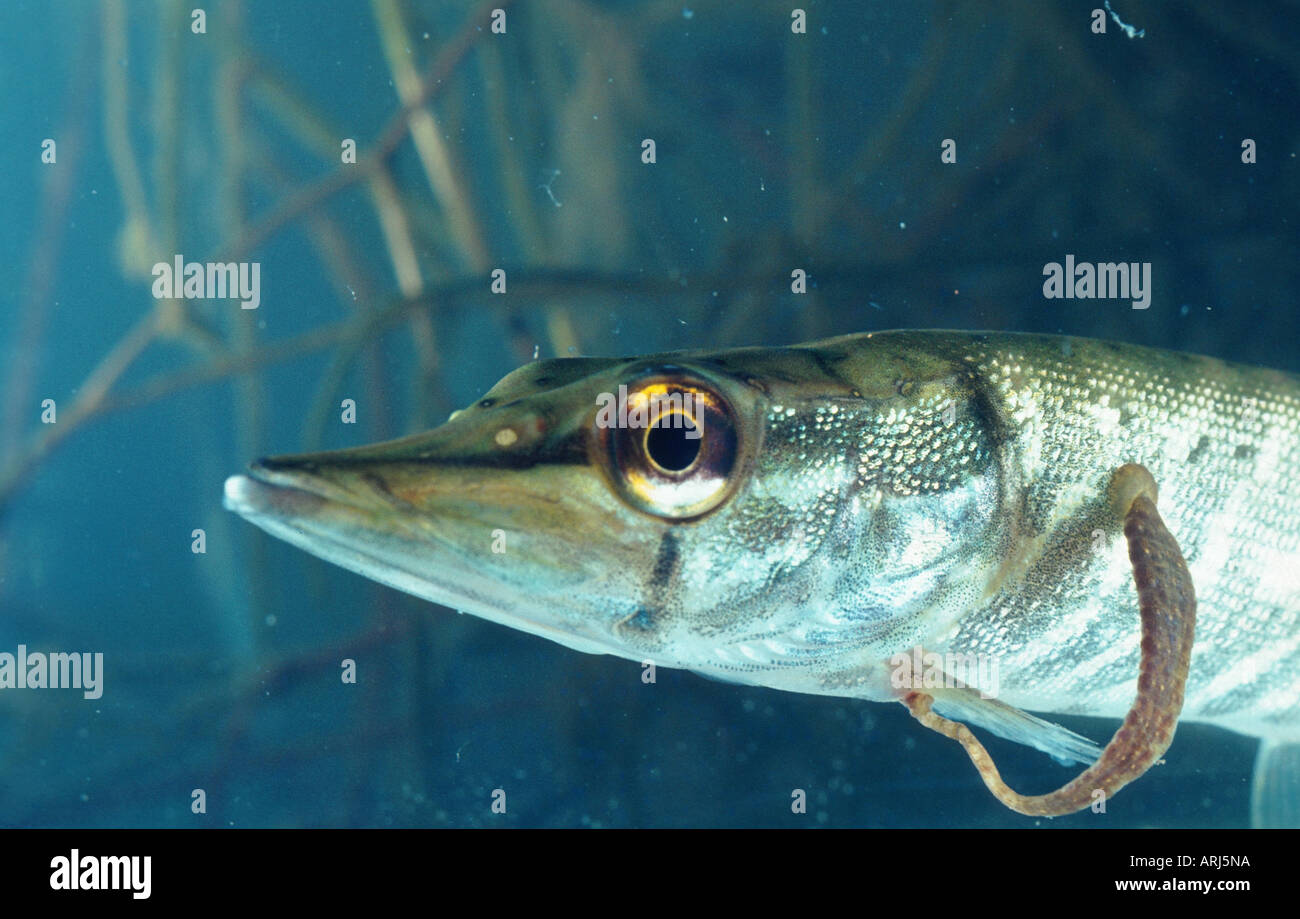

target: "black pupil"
[645,414,700,471]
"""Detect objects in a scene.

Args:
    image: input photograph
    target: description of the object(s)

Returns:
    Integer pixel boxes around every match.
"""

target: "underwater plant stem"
[101,0,158,277]
[218,0,508,266]
[372,0,489,272]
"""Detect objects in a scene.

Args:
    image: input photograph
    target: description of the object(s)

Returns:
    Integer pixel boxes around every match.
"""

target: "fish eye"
[597,373,739,519]
[644,412,700,472]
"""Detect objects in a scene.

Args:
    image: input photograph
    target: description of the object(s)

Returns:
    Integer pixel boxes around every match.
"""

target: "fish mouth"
[224,455,412,520]
[222,462,480,608]
[222,462,629,657]
[223,466,331,519]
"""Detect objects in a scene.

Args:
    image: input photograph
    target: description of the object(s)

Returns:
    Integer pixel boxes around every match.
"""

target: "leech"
[903,462,1197,816]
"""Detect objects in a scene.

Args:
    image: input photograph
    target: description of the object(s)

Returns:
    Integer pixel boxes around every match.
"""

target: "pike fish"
[223,330,1300,825]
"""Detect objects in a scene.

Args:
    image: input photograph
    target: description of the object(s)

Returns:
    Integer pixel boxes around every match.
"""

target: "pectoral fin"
[927,688,1102,767]
[903,463,1197,817]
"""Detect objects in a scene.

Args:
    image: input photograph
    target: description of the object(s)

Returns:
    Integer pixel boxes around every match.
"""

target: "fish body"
[224,330,1300,821]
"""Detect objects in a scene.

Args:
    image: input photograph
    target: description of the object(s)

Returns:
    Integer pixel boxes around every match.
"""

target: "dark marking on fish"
[967,373,1013,450]
[808,348,844,382]
[651,529,681,589]
[361,471,398,500]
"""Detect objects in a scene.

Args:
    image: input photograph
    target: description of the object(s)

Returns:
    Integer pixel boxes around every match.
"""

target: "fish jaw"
[221,436,656,660]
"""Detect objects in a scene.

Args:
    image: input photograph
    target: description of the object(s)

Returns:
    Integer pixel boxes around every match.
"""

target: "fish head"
[224,334,1010,692]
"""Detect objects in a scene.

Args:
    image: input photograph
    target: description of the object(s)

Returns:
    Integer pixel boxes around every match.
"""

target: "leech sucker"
[903,462,1197,816]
